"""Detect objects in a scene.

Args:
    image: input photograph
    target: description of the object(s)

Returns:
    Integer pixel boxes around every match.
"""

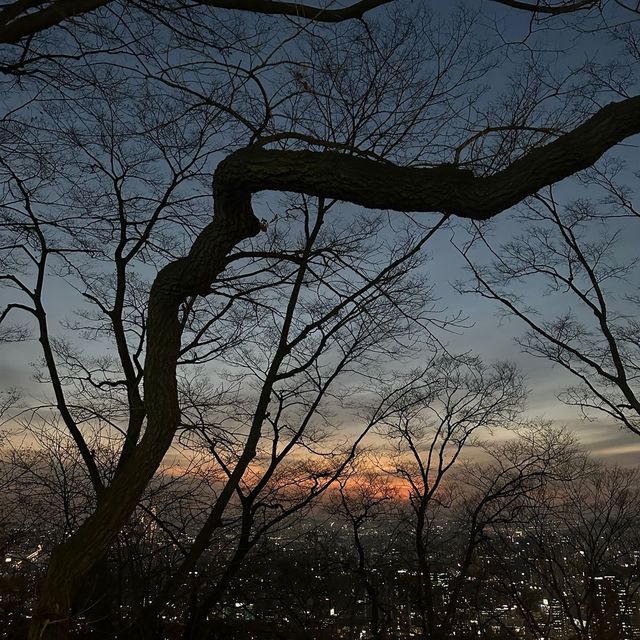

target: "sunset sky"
[1,0,639,467]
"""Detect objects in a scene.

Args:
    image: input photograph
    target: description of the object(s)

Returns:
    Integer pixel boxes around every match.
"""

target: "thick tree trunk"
[27,191,261,640]
[85,558,115,639]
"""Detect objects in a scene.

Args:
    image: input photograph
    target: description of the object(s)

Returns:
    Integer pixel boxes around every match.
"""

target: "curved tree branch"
[487,0,600,14]
[216,96,640,220]
[0,0,109,44]
[0,0,600,45]
[0,0,393,44]
[198,0,393,22]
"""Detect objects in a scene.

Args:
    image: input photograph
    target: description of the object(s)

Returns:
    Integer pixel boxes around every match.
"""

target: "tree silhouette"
[0,2,638,638]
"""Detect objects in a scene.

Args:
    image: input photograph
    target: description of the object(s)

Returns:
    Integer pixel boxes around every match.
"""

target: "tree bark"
[27,191,261,640]
[216,96,640,221]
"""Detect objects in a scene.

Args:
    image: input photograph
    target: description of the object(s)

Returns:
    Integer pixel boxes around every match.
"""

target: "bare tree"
[378,355,523,639]
[330,460,400,640]
[486,462,640,640]
[459,175,640,436]
[0,2,638,638]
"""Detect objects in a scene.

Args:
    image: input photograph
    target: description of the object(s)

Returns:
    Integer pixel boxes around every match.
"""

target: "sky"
[1,0,639,468]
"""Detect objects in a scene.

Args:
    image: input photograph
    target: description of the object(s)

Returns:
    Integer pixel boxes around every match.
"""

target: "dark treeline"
[3,426,640,640]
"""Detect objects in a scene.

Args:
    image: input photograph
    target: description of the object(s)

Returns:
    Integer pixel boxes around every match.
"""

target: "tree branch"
[487,0,599,14]
[0,0,109,44]
[215,96,640,221]
[198,0,392,22]
[0,0,393,43]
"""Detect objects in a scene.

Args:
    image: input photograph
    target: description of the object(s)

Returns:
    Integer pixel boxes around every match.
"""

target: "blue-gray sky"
[1,0,638,466]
